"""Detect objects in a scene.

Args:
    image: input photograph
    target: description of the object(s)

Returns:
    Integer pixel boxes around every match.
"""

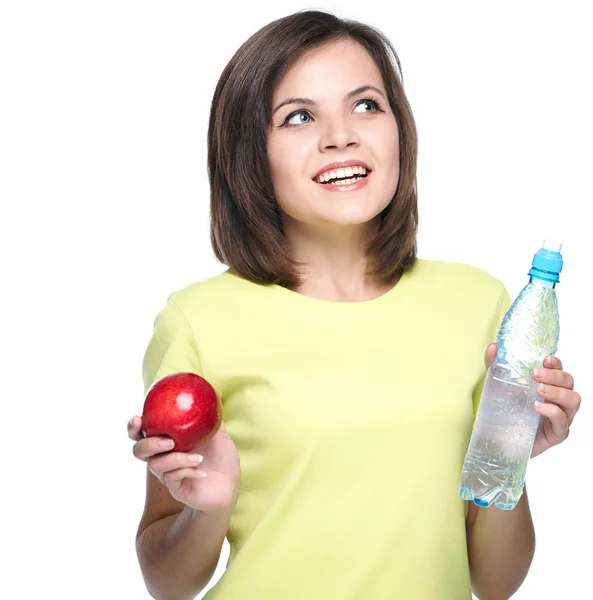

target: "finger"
[532,367,574,391]
[544,355,563,370]
[484,343,497,368]
[133,436,176,461]
[127,416,145,441]
[148,451,204,478]
[535,384,581,424]
[165,467,207,492]
[534,400,570,441]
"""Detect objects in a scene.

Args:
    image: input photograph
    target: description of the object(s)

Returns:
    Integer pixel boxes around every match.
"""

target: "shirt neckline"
[225,258,419,311]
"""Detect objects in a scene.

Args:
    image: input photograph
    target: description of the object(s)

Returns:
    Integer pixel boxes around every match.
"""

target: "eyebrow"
[272,85,386,117]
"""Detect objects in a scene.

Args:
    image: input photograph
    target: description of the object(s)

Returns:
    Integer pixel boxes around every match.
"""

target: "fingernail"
[538,383,547,392]
[548,356,557,366]
[189,454,203,463]
[129,417,135,427]
[534,400,543,408]
[533,368,543,378]
[161,439,175,448]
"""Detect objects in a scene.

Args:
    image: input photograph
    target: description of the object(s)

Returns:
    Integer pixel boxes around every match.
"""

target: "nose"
[318,117,360,151]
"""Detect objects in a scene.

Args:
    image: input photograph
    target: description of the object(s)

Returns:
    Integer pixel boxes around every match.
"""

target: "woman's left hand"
[485,343,582,459]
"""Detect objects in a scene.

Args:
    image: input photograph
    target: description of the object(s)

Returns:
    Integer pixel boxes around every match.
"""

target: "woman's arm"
[136,497,232,600]
[466,485,536,600]
[131,416,241,600]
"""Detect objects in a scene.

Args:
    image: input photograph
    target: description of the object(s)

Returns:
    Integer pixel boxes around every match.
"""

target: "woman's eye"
[353,99,379,113]
[286,111,312,126]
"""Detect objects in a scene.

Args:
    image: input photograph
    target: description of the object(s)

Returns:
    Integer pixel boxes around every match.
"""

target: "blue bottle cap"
[528,240,564,283]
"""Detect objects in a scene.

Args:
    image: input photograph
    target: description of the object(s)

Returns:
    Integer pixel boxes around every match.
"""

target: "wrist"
[189,504,234,524]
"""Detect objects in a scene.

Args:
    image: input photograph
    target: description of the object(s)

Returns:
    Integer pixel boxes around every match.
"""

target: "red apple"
[141,372,222,452]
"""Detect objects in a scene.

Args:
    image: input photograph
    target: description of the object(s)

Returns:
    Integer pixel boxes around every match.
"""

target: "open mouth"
[313,171,371,186]
[315,173,369,185]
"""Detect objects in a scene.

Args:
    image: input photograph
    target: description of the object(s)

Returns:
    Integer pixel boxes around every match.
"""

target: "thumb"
[484,342,497,368]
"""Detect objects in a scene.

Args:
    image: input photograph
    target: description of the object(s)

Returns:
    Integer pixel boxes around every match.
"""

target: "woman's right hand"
[128,416,241,515]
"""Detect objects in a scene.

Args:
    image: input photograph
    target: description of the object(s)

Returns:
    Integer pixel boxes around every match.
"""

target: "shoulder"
[165,269,241,313]
[410,258,511,337]
[412,257,507,302]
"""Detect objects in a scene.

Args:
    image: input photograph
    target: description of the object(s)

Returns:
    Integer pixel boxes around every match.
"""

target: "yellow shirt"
[142,258,512,599]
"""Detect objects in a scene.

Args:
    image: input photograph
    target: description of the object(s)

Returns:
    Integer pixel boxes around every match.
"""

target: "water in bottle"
[459,240,563,510]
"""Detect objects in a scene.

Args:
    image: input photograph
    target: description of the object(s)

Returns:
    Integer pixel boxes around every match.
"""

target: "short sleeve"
[141,298,204,395]
[471,283,513,424]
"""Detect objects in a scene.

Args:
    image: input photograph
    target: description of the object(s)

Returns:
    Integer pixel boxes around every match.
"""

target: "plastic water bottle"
[459,240,564,510]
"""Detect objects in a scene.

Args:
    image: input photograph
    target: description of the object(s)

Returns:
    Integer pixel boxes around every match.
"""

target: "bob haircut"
[208,9,418,289]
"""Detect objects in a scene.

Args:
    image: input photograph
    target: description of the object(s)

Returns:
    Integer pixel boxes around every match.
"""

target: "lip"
[312,160,372,180]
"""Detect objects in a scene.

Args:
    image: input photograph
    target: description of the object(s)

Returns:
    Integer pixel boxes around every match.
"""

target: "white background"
[2,1,591,598]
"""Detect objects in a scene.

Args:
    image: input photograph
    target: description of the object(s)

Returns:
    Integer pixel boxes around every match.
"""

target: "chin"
[325,200,390,225]
[281,189,392,230]
[312,208,384,229]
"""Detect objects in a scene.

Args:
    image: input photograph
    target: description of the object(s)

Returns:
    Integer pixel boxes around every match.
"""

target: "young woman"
[128,10,581,600]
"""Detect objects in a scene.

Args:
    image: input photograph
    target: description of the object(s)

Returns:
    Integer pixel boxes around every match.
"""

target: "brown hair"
[207,9,418,289]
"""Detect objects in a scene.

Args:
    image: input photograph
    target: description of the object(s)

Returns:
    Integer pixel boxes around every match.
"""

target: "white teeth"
[316,166,367,183]
[328,176,364,186]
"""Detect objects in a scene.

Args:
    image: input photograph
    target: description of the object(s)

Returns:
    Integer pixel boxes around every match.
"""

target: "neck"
[283,216,394,302]
[529,276,556,289]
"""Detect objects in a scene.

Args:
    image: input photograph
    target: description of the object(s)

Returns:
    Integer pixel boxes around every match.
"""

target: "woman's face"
[267,39,400,232]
